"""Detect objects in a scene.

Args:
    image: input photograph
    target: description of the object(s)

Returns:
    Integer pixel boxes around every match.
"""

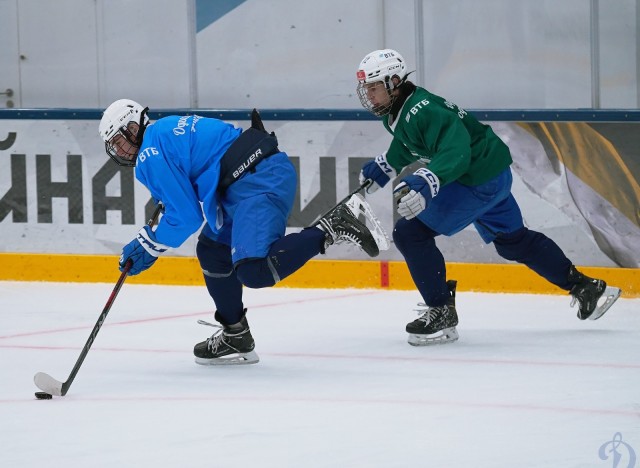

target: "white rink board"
[0,118,628,266]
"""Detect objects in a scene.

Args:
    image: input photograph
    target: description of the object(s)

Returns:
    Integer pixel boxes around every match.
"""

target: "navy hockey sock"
[493,227,573,289]
[236,227,326,288]
[393,217,449,307]
[203,273,245,324]
[268,227,326,278]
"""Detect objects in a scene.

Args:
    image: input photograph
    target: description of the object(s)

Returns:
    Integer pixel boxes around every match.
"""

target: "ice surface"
[1,281,638,468]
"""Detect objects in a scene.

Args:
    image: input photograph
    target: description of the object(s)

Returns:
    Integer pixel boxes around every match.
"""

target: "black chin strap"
[400,70,415,85]
[388,70,414,91]
[134,107,149,146]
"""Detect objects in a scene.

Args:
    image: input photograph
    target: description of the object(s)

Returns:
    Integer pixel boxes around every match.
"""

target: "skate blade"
[408,327,459,346]
[589,286,622,320]
[345,193,390,251]
[195,350,260,366]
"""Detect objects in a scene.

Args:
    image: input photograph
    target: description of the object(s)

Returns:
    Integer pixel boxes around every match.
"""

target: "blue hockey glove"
[359,152,398,194]
[393,168,440,220]
[119,225,169,275]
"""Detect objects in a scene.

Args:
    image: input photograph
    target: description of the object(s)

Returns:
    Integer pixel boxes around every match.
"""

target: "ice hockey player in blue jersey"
[99,99,383,365]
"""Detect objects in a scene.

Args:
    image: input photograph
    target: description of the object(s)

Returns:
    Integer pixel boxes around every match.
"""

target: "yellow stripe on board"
[1,253,639,297]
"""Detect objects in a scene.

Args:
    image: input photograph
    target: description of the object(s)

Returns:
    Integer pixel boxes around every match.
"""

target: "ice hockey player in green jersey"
[356,49,621,346]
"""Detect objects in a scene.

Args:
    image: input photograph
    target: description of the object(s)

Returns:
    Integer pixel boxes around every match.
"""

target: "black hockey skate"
[406,280,459,346]
[194,315,259,365]
[567,266,621,320]
[317,203,380,257]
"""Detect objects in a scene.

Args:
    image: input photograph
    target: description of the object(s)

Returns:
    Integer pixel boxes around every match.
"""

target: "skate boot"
[194,313,259,365]
[317,202,380,257]
[567,266,621,320]
[406,280,459,346]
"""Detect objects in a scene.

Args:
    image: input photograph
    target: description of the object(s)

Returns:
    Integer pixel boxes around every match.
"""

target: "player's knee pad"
[235,258,277,289]
[196,236,233,276]
[393,217,438,255]
[493,227,533,262]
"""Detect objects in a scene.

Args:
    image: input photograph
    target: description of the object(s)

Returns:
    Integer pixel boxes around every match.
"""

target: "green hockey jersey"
[383,87,512,186]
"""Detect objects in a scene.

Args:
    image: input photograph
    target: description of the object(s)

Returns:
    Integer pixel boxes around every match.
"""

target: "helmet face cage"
[105,121,141,167]
[357,79,395,117]
[356,49,407,117]
[99,99,149,167]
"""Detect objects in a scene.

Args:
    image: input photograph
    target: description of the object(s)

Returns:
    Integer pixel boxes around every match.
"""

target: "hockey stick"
[316,179,372,221]
[33,204,164,397]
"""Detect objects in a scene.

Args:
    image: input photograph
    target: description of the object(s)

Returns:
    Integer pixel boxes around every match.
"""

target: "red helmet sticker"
[356,69,366,81]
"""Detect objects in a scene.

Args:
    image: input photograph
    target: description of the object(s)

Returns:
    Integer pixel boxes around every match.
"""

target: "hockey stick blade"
[345,193,390,251]
[34,372,64,396]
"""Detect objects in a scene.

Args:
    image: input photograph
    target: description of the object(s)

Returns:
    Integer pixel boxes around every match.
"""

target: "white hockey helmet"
[356,49,408,116]
[98,99,149,167]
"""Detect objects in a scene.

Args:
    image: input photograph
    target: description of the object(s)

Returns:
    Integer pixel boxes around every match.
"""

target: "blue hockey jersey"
[134,115,242,248]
